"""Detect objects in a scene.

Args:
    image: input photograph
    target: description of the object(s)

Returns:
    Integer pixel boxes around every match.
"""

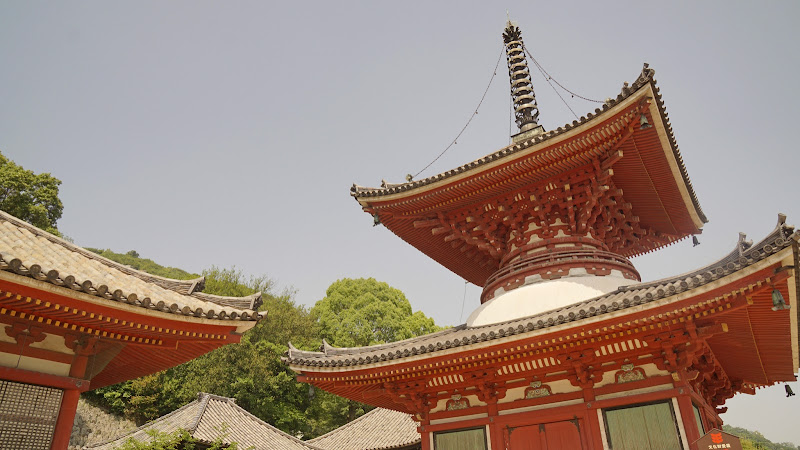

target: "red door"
[508,424,543,450]
[508,420,584,449]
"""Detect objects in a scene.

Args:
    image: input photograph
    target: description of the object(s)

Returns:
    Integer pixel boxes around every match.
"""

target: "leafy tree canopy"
[311,277,442,348]
[723,425,800,450]
[0,151,63,234]
[83,255,443,440]
[114,428,241,450]
[83,255,322,437]
[306,277,442,431]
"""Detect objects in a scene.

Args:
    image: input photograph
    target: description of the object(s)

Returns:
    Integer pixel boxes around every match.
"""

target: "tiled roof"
[351,64,706,225]
[309,408,420,450]
[0,210,263,321]
[87,393,316,450]
[286,216,796,368]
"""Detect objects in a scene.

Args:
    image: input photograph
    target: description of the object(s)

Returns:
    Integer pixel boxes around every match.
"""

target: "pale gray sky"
[1,0,798,444]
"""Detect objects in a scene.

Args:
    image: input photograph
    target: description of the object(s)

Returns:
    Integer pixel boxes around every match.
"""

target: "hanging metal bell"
[786,384,795,397]
[772,288,791,311]
[692,236,700,247]
[640,113,652,130]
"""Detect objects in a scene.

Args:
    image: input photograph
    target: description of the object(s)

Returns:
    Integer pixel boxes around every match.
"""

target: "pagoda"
[286,21,799,450]
[0,211,264,450]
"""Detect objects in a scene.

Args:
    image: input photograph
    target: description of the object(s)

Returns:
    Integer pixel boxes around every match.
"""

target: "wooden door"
[543,421,583,449]
[508,424,543,450]
[507,420,584,450]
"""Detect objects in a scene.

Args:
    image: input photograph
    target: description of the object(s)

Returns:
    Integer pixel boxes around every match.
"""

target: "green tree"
[85,264,323,438]
[723,425,800,450]
[83,256,444,440]
[308,278,442,426]
[310,277,441,348]
[0,151,63,234]
[115,428,241,450]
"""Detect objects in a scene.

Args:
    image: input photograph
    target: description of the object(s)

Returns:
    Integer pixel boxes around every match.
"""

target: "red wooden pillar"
[419,424,431,450]
[583,409,603,450]
[676,394,701,450]
[51,336,97,450]
[421,432,431,450]
[489,420,505,450]
[50,388,80,450]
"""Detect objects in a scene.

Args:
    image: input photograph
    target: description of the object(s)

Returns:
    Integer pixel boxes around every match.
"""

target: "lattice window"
[0,380,62,450]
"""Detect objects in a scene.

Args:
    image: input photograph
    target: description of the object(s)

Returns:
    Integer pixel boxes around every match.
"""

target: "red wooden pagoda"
[286,21,799,450]
[0,211,264,450]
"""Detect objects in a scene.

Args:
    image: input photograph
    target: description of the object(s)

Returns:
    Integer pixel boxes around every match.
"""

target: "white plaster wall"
[429,393,483,413]
[0,325,15,344]
[30,333,73,355]
[468,271,636,327]
[0,351,70,376]
[593,363,667,389]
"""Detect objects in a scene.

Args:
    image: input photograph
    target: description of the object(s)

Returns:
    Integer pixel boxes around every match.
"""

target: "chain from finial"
[503,22,539,131]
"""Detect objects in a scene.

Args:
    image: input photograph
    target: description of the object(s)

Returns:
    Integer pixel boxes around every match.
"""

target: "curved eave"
[289,236,798,410]
[0,211,205,294]
[352,64,705,228]
[286,222,797,376]
[0,272,260,389]
[351,66,705,286]
[0,211,263,321]
[0,271,261,333]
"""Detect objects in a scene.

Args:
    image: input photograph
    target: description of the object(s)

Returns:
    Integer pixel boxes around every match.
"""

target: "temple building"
[0,210,264,450]
[87,392,421,450]
[285,21,799,450]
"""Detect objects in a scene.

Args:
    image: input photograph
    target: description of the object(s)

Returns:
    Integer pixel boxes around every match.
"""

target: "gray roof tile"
[308,408,420,450]
[0,210,263,321]
[87,393,316,450]
[286,217,796,368]
[351,64,706,226]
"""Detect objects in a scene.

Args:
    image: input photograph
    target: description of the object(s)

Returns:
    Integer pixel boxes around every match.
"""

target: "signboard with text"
[695,429,743,450]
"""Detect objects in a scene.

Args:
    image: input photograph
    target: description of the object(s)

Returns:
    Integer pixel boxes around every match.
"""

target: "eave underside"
[359,84,703,286]
[291,245,799,414]
[0,280,245,389]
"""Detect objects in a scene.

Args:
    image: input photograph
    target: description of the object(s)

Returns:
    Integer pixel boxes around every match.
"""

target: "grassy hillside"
[85,248,197,280]
[723,425,799,450]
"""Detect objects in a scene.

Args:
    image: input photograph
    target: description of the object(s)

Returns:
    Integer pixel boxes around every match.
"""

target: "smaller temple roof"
[87,393,315,450]
[0,210,262,320]
[285,216,797,370]
[87,394,421,450]
[308,408,420,450]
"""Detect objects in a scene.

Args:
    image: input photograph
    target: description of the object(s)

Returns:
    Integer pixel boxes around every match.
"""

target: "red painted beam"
[0,366,89,391]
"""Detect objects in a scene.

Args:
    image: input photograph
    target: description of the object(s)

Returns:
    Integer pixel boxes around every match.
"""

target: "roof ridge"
[351,64,670,201]
[307,408,387,443]
[0,210,204,294]
[191,291,263,311]
[86,398,203,448]
[321,326,466,355]
[200,393,322,449]
[0,211,265,322]
[188,392,213,432]
[620,216,795,292]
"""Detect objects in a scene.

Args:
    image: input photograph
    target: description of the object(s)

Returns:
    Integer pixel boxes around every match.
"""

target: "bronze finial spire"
[503,21,541,135]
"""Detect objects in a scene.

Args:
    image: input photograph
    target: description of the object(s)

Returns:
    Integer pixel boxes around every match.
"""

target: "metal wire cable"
[509,86,514,144]
[412,46,506,179]
[522,46,579,120]
[523,45,604,104]
[459,280,469,322]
